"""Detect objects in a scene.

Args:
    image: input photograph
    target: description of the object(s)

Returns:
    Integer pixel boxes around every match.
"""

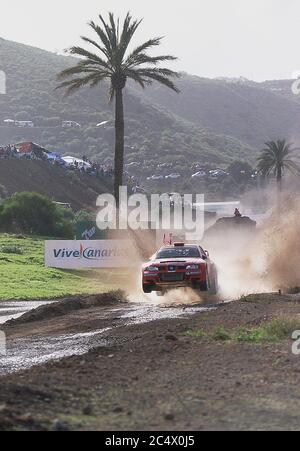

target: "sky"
[1,0,299,81]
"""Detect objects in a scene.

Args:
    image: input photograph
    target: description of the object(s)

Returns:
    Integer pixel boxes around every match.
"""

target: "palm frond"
[99,13,118,51]
[57,61,111,82]
[89,20,112,56]
[65,46,113,71]
[124,37,162,67]
[138,67,180,78]
[123,69,150,89]
[131,68,180,92]
[283,160,300,175]
[126,54,178,69]
[56,73,107,96]
[118,13,142,62]
[80,35,110,59]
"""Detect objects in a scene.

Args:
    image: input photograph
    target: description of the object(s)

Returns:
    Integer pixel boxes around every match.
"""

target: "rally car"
[142,242,218,295]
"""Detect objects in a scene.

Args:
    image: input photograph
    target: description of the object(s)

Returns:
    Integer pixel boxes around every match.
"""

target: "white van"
[62,121,81,129]
[15,121,34,128]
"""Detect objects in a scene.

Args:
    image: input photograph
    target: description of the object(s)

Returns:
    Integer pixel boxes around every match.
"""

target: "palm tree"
[257,140,300,191]
[57,12,180,206]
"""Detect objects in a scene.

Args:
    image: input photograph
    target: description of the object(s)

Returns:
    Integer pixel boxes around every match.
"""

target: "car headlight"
[186,265,199,271]
[145,266,159,272]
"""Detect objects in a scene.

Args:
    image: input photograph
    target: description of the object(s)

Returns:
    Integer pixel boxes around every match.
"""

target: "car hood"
[143,258,206,268]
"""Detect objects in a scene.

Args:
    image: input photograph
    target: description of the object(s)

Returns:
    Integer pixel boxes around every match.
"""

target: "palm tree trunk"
[277,166,282,192]
[276,165,282,212]
[114,88,125,208]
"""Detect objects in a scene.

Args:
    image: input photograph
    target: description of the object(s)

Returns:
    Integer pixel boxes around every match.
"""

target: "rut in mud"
[0,293,300,431]
[0,291,222,376]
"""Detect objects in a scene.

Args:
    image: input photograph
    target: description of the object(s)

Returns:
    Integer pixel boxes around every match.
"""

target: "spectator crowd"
[0,143,142,193]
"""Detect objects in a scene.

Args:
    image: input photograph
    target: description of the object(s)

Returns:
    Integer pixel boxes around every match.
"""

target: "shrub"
[0,245,23,255]
[0,192,74,238]
[211,327,232,342]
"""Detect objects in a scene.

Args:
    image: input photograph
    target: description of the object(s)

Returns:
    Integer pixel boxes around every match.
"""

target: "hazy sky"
[1,0,299,81]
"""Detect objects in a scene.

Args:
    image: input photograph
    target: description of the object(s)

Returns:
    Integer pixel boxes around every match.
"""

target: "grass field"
[185,317,300,343]
[0,234,124,300]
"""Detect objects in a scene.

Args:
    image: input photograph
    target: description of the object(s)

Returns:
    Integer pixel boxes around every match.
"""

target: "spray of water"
[204,194,300,298]
[107,192,300,304]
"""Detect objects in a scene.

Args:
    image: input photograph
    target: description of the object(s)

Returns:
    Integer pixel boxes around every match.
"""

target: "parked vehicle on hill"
[96,120,113,128]
[192,170,207,178]
[15,121,34,128]
[165,173,181,179]
[126,162,141,168]
[147,175,164,181]
[209,169,228,178]
[3,119,15,126]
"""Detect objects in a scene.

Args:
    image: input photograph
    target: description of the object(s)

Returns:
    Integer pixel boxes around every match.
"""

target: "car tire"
[209,273,219,295]
[198,281,208,292]
[143,285,153,294]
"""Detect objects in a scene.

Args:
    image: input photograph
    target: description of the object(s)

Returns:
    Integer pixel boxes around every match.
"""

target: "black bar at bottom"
[100,432,201,448]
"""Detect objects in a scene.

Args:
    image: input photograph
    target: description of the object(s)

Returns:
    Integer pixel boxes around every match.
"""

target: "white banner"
[45,240,133,269]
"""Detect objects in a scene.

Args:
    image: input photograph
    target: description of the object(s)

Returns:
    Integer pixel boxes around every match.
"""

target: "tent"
[15,142,48,158]
[47,152,63,161]
[61,156,92,168]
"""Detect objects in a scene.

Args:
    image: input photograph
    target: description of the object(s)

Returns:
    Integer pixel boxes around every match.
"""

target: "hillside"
[137,74,300,148]
[0,160,112,211]
[0,38,253,167]
[1,38,300,171]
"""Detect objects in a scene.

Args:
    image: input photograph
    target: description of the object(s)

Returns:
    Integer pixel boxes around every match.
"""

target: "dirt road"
[0,292,300,431]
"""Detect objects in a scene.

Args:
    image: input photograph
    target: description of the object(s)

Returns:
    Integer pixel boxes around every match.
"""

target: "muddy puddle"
[0,299,222,375]
[0,328,111,375]
[0,300,55,325]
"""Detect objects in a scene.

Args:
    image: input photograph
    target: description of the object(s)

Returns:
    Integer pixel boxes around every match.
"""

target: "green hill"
[0,38,254,168]
[137,74,300,148]
[1,38,299,171]
[0,160,112,211]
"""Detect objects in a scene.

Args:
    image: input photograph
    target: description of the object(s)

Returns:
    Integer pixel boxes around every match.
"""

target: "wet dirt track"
[1,293,300,430]
[0,296,219,376]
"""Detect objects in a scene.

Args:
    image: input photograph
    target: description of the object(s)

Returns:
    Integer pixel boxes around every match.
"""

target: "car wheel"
[209,273,219,295]
[198,281,208,292]
[143,285,153,294]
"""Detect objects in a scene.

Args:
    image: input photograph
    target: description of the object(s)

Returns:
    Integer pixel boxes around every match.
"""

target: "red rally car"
[142,242,218,295]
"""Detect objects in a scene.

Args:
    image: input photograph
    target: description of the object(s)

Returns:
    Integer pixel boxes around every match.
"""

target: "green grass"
[239,294,262,303]
[185,317,300,344]
[0,234,124,300]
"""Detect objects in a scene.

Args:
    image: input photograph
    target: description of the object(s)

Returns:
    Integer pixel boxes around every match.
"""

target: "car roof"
[159,244,201,251]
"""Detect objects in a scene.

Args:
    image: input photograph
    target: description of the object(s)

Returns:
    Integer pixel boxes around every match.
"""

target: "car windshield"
[156,247,201,259]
